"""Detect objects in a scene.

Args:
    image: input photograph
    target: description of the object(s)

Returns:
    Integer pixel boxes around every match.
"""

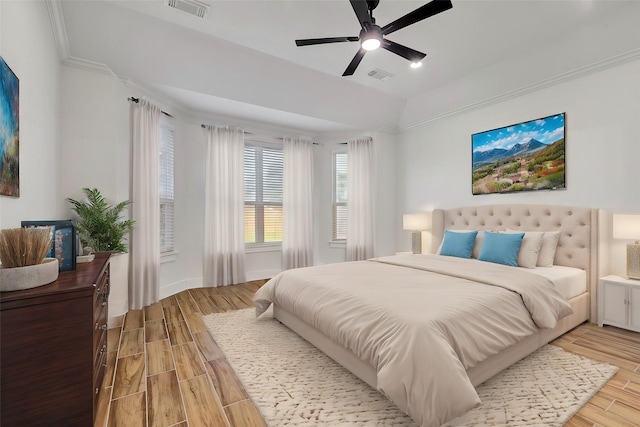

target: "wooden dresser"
[1,252,111,426]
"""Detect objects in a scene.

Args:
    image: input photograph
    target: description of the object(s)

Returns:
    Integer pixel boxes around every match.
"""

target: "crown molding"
[46,0,70,61]
[46,0,116,76]
[374,126,399,134]
[62,56,115,76]
[399,49,640,132]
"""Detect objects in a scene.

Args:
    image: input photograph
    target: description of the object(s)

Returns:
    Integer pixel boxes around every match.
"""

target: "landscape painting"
[1,56,19,197]
[472,113,565,195]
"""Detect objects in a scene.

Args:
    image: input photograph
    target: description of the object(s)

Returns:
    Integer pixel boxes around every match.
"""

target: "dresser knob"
[100,324,107,331]
[95,387,99,395]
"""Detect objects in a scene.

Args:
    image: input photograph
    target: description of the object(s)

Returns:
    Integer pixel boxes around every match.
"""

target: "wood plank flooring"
[97,281,640,426]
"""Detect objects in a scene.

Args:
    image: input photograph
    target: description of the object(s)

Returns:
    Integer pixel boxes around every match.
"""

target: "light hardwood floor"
[97,282,640,427]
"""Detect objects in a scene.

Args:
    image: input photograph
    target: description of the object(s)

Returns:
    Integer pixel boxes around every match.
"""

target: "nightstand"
[598,275,640,332]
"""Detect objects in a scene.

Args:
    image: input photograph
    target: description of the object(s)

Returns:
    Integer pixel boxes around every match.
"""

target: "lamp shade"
[613,214,640,240]
[403,213,431,231]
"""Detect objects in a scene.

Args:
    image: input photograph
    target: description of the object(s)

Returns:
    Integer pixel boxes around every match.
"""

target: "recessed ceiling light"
[410,61,422,69]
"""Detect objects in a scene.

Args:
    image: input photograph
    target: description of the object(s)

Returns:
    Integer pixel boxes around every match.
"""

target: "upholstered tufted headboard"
[431,204,600,320]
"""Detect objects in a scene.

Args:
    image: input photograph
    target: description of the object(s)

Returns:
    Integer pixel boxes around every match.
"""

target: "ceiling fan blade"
[350,0,372,30]
[342,48,366,76]
[381,0,452,36]
[296,37,359,47]
[381,39,426,62]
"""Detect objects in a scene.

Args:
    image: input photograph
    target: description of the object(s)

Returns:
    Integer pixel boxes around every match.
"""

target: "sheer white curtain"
[346,137,375,261]
[203,126,246,286]
[283,138,314,269]
[130,99,161,309]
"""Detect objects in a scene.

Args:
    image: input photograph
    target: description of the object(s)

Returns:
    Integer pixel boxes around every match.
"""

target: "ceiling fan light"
[410,61,422,69]
[362,37,381,51]
[360,25,383,51]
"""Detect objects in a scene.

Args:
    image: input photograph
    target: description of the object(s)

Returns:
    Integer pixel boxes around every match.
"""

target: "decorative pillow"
[471,230,484,259]
[537,231,561,267]
[438,230,483,258]
[478,231,524,267]
[504,229,544,269]
[439,230,478,259]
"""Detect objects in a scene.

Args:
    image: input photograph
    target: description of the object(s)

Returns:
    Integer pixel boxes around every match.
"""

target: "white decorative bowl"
[0,258,59,292]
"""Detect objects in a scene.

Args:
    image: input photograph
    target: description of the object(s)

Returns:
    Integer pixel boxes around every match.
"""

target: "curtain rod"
[128,97,173,117]
[200,124,319,144]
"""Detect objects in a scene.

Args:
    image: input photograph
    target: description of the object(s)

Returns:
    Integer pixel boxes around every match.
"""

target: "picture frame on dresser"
[21,220,76,271]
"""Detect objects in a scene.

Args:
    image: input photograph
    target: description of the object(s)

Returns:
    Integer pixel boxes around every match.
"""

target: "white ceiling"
[56,0,638,134]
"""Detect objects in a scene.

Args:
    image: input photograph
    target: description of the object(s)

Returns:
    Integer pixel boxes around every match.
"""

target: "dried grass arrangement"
[0,227,52,268]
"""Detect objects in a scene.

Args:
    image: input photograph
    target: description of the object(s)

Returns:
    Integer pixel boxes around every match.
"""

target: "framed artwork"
[1,56,19,197]
[21,220,77,271]
[472,112,565,195]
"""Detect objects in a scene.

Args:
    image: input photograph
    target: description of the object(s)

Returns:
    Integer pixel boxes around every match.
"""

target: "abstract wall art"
[1,56,19,197]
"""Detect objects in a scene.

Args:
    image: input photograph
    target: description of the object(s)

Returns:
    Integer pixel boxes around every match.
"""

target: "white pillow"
[472,230,484,259]
[504,229,544,268]
[505,228,560,267]
[538,231,561,267]
[438,230,483,258]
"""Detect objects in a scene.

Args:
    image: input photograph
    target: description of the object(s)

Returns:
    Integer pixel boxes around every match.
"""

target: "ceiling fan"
[295,0,453,77]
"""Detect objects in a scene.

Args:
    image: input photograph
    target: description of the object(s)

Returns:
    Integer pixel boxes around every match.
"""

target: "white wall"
[313,130,398,265]
[159,117,206,296]
[0,1,63,227]
[396,59,640,276]
[59,66,131,317]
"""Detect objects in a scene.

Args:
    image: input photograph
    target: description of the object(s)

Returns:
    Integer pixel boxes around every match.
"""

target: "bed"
[254,204,603,427]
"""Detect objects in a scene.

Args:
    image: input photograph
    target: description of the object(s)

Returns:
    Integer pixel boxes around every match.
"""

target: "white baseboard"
[107,271,278,327]
[246,269,280,282]
[160,277,202,299]
[107,277,201,328]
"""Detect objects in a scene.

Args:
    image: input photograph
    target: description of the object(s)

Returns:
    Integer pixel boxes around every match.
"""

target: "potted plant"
[67,188,135,253]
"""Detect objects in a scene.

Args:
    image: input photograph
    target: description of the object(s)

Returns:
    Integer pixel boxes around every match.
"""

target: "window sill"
[246,243,282,254]
[160,251,178,264]
[329,241,346,249]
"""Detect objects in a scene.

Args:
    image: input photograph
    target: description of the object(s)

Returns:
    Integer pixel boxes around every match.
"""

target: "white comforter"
[253,254,573,427]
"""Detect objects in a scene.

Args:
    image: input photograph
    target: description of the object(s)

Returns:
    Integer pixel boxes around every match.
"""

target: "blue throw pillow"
[478,231,525,267]
[439,230,478,259]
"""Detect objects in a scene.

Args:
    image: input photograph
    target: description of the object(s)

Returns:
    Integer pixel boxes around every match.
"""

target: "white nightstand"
[598,275,640,332]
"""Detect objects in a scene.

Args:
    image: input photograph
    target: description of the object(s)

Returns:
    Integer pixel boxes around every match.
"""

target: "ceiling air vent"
[165,0,210,18]
[367,68,394,81]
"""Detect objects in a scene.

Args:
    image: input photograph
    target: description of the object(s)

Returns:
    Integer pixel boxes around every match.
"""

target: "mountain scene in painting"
[472,113,565,195]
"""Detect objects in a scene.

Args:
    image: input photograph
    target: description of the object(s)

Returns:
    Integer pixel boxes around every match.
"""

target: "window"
[159,114,174,253]
[332,151,347,241]
[244,143,283,245]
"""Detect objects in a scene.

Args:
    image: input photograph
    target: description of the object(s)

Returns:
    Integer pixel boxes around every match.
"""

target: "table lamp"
[613,214,640,280]
[403,213,431,254]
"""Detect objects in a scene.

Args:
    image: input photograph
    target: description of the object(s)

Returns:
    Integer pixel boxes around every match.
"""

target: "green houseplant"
[67,188,135,253]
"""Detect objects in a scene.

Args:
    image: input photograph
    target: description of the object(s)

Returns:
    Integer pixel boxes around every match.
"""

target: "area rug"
[202,309,617,426]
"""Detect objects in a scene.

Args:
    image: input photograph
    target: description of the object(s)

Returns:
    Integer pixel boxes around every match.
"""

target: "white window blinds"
[244,144,283,244]
[333,151,347,241]
[159,115,174,253]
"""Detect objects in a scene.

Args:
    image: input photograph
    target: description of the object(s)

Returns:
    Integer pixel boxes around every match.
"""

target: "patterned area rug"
[202,309,617,426]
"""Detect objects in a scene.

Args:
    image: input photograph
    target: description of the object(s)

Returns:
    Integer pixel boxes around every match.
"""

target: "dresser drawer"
[94,268,110,304]
[93,343,107,418]
[0,253,111,426]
